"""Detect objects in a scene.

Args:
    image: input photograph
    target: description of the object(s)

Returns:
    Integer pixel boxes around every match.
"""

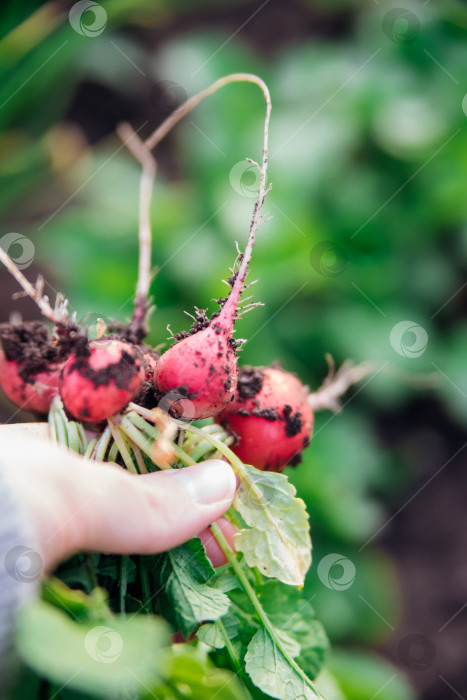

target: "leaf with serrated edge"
[258,581,329,679]
[234,464,311,585]
[159,539,231,638]
[245,628,321,699]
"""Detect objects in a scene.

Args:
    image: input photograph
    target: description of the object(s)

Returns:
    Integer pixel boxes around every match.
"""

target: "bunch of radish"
[0,74,371,473]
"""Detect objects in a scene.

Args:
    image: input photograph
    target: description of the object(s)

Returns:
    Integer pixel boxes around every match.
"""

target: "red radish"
[215,365,314,472]
[59,338,145,422]
[153,323,238,420]
[153,223,262,421]
[0,321,64,414]
[0,350,61,414]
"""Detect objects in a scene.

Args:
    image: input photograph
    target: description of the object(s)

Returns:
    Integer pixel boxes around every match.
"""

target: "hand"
[0,424,237,575]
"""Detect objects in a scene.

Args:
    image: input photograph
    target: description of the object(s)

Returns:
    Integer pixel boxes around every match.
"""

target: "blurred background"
[1,1,467,698]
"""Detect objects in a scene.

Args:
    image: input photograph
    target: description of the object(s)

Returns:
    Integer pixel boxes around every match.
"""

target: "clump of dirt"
[283,404,305,437]
[0,321,81,383]
[237,366,264,399]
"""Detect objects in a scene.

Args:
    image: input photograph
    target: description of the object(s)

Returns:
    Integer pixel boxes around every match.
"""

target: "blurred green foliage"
[2,0,467,698]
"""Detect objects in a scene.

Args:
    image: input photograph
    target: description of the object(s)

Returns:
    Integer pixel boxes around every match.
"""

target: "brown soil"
[237,366,264,399]
[0,321,68,382]
[66,343,143,391]
[282,404,305,437]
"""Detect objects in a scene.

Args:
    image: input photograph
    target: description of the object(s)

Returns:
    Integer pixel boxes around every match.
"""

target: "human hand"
[0,424,237,575]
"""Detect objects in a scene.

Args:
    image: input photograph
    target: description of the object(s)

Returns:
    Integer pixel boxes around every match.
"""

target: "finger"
[0,436,237,571]
[0,422,50,440]
[200,517,237,568]
[77,460,237,562]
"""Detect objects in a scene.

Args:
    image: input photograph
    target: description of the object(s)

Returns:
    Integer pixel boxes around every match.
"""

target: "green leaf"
[197,615,241,649]
[197,621,227,649]
[234,464,312,586]
[259,581,329,679]
[329,649,416,700]
[15,599,170,696]
[197,577,257,662]
[41,577,109,623]
[157,538,230,638]
[245,628,321,699]
[145,645,251,700]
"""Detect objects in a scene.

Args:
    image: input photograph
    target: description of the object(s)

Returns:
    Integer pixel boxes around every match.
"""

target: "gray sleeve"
[0,469,41,687]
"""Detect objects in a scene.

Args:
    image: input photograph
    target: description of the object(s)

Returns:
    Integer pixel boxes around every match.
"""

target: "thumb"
[0,434,236,572]
[75,459,237,559]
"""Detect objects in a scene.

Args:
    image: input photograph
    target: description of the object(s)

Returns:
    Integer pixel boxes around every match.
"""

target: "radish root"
[307,354,377,413]
[118,72,272,340]
[0,247,70,325]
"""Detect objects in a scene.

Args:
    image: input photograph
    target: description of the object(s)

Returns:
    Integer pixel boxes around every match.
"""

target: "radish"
[215,365,314,472]
[0,351,61,414]
[0,321,63,414]
[59,338,145,422]
[152,237,264,420]
[153,172,271,421]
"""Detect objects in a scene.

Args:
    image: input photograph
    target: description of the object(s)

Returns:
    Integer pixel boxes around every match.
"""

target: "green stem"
[84,437,98,459]
[49,398,85,453]
[49,401,68,446]
[210,522,323,699]
[181,431,199,449]
[65,420,82,454]
[120,556,129,616]
[120,415,155,458]
[47,407,58,443]
[189,438,216,461]
[252,566,264,589]
[85,555,99,590]
[181,423,245,475]
[126,411,196,466]
[217,618,243,677]
[139,559,153,614]
[94,426,112,462]
[226,507,244,530]
[76,423,88,454]
[131,442,148,473]
[108,440,120,463]
[107,419,138,474]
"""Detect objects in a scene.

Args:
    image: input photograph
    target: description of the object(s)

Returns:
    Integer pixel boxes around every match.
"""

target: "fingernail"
[170,460,236,505]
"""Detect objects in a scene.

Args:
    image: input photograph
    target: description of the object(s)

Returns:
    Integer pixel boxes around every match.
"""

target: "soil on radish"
[216,365,313,471]
[59,338,146,422]
[0,321,63,382]
[237,366,264,398]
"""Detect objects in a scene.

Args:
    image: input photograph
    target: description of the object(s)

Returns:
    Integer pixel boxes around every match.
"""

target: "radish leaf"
[233,464,312,586]
[245,627,322,699]
[155,538,231,638]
